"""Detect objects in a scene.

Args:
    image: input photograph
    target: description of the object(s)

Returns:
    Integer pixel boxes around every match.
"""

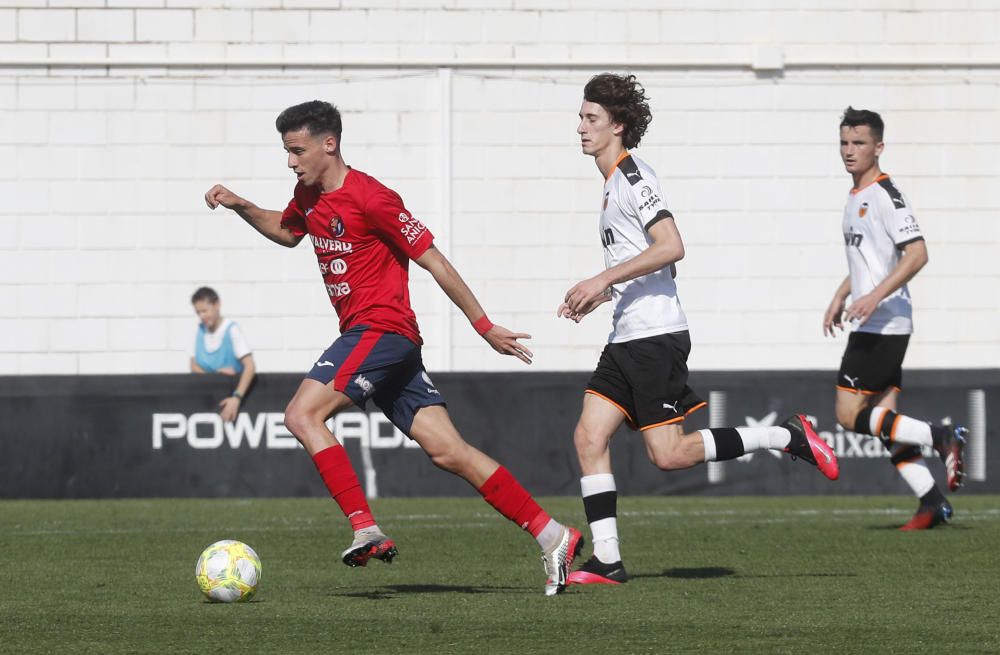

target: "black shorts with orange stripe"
[586,330,705,431]
[836,332,910,395]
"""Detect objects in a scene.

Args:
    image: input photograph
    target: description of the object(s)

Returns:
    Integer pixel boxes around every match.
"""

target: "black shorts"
[586,331,706,431]
[836,332,910,395]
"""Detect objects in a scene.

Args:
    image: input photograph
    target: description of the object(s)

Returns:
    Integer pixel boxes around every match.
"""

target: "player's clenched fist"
[204,184,246,210]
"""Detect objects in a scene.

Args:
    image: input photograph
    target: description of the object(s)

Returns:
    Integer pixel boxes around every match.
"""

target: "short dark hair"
[275,100,343,141]
[583,73,652,149]
[840,106,884,142]
[191,287,219,305]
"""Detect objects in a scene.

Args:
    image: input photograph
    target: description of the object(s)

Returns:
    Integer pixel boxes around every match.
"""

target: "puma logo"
[662,401,679,412]
[315,361,335,368]
[842,374,860,388]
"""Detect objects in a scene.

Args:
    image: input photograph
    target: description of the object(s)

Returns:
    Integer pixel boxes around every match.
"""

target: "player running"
[205,100,582,595]
[559,73,839,586]
[824,107,967,530]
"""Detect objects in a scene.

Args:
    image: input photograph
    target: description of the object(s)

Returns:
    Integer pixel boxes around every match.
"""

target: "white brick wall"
[0,3,998,375]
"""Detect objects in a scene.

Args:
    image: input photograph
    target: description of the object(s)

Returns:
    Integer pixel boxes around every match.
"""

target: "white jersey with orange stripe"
[600,152,688,343]
[841,174,924,335]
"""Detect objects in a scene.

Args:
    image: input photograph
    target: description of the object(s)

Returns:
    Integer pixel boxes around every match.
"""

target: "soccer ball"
[195,540,261,603]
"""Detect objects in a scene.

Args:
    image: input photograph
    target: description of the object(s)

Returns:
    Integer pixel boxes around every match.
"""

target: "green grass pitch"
[2,496,999,654]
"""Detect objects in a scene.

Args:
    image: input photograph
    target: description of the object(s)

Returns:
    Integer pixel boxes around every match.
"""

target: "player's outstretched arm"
[414,245,533,365]
[204,184,303,248]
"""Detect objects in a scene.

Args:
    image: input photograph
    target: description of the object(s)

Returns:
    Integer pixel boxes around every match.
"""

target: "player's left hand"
[843,292,881,326]
[563,275,610,314]
[557,294,609,323]
[218,396,241,423]
[483,324,533,365]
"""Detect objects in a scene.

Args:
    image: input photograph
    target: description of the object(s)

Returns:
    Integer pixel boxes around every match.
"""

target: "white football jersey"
[841,174,924,335]
[600,152,688,343]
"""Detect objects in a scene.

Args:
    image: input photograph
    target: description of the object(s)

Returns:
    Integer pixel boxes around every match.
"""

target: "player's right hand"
[822,297,846,337]
[204,184,244,210]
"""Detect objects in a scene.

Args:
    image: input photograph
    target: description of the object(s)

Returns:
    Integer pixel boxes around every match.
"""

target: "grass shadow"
[866,523,973,532]
[333,583,524,599]
[637,567,855,581]
[634,566,736,580]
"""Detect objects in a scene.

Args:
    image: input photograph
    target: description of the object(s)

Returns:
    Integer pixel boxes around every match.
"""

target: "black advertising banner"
[0,370,995,498]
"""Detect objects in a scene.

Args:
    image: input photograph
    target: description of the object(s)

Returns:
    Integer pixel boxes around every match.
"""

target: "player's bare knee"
[650,450,686,471]
[648,436,698,471]
[282,400,314,441]
[428,443,466,474]
[574,423,607,459]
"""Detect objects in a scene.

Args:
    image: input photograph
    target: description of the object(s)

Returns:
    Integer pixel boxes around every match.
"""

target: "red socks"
[478,466,551,537]
[312,445,375,531]
[313,450,548,538]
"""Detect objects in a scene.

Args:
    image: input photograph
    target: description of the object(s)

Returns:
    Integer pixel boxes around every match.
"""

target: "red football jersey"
[280,168,434,345]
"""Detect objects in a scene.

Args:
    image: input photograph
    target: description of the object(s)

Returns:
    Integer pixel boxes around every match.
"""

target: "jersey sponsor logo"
[844,229,863,247]
[397,212,428,245]
[319,258,347,275]
[638,193,663,213]
[325,282,352,298]
[330,216,345,237]
[310,234,353,254]
[898,215,920,236]
[641,185,653,198]
[858,202,868,218]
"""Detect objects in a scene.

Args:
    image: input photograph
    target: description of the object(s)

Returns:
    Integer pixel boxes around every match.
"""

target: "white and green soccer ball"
[195,540,261,603]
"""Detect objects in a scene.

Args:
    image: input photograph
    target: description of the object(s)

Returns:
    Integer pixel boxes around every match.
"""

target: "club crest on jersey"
[330,216,345,237]
[858,202,869,218]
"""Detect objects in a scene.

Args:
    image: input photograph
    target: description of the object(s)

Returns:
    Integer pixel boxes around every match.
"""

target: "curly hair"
[275,100,343,140]
[840,106,884,142]
[583,73,652,149]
